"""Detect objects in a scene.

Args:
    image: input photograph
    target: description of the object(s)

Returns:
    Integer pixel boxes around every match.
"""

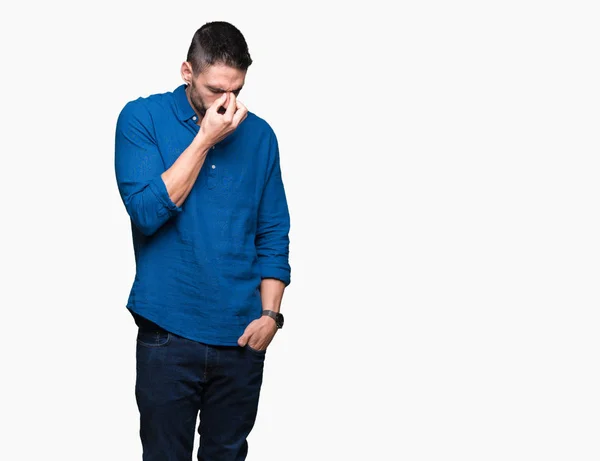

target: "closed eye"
[207,86,243,95]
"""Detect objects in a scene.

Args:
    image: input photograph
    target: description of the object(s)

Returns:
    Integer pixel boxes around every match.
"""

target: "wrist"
[260,315,277,326]
[192,133,212,153]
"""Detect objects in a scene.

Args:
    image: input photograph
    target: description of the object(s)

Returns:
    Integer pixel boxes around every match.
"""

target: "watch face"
[276,313,284,328]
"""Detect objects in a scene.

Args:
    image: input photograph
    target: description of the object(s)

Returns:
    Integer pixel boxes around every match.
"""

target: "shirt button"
[211,165,216,169]
[192,116,197,121]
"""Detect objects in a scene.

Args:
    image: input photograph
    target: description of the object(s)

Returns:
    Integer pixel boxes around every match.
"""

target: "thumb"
[238,332,249,347]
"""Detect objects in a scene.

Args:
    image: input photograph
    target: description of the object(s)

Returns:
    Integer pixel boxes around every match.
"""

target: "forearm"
[260,278,286,312]
[161,134,211,208]
[255,130,291,285]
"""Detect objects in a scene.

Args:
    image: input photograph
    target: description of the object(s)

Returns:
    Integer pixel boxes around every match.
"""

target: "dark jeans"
[132,313,266,461]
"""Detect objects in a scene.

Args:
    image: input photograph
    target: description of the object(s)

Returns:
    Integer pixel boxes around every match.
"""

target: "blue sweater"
[114,84,291,345]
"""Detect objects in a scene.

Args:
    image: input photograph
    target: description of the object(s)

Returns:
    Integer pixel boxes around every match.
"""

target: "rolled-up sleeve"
[255,130,291,286]
[114,101,182,236]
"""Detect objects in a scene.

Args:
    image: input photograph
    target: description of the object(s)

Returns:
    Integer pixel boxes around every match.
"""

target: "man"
[114,21,291,461]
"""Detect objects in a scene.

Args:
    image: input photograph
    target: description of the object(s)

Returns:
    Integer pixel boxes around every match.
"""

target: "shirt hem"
[126,304,243,347]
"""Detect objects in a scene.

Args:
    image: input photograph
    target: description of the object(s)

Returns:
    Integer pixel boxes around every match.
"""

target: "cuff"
[260,266,291,287]
[148,175,183,217]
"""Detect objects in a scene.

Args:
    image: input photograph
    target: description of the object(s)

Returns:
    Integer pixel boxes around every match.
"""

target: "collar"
[174,83,197,121]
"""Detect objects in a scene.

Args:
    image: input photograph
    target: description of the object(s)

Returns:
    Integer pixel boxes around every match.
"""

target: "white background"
[2,1,599,460]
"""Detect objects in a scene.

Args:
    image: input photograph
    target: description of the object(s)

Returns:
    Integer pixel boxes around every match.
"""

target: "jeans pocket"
[245,343,267,355]
[137,325,171,347]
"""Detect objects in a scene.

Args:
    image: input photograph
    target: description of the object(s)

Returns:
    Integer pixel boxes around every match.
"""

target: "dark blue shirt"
[114,84,291,345]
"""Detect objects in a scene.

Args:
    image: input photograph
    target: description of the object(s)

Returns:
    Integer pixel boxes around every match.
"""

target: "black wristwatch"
[262,310,284,329]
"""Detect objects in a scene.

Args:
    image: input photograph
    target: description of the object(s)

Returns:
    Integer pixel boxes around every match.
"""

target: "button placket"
[187,116,199,135]
[207,146,218,189]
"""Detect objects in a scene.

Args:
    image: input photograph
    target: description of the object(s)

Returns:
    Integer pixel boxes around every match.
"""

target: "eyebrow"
[206,85,243,93]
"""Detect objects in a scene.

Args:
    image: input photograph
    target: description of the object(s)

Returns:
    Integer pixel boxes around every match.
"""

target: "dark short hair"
[186,21,252,74]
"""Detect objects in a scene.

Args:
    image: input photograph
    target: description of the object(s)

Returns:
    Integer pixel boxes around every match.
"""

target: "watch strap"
[262,310,278,320]
[262,310,283,328]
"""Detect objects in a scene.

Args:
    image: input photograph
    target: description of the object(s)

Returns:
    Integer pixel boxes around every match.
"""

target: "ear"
[180,61,193,85]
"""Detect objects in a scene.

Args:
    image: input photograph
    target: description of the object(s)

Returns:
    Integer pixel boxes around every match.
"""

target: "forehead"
[199,63,246,89]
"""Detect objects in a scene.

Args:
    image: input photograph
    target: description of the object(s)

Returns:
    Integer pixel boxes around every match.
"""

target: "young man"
[114,21,291,461]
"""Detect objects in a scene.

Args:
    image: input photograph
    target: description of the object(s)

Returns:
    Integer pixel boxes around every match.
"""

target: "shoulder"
[116,98,150,132]
[241,111,277,140]
[117,88,174,125]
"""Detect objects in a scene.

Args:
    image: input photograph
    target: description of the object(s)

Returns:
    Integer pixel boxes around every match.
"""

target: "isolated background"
[2,1,599,460]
